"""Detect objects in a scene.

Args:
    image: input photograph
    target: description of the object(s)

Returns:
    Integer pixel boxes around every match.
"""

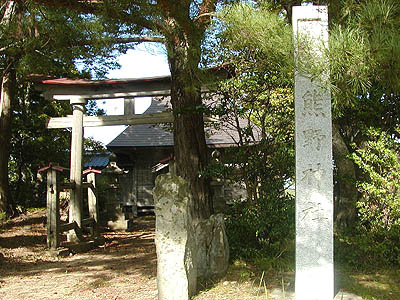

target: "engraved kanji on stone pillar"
[293,6,334,300]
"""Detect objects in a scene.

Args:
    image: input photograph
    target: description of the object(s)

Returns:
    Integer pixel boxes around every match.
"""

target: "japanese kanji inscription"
[293,6,334,300]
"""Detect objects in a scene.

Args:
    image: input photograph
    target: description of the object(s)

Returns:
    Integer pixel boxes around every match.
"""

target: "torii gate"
[32,75,216,242]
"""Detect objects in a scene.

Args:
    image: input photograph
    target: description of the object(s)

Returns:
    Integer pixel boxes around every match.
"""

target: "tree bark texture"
[0,1,17,215]
[332,123,358,228]
[0,67,16,214]
[165,26,213,222]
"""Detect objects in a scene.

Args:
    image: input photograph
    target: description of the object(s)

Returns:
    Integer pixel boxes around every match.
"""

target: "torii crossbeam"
[31,75,217,241]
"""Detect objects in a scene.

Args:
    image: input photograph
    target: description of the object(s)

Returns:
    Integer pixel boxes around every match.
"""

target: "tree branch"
[27,0,165,33]
[112,36,165,44]
[28,0,98,14]
[195,0,218,32]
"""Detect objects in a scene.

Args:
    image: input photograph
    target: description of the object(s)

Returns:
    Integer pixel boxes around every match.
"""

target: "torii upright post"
[68,96,86,242]
[293,6,333,300]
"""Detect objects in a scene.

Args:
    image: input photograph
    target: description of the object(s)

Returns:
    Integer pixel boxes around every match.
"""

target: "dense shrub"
[340,128,400,267]
[225,186,295,264]
[335,227,400,268]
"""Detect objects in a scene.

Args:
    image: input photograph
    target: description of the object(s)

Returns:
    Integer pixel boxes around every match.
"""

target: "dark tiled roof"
[107,98,259,148]
[84,155,110,168]
[108,99,173,147]
[108,124,174,147]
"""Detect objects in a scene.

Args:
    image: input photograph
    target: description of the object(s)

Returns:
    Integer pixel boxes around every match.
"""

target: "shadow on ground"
[0,214,157,282]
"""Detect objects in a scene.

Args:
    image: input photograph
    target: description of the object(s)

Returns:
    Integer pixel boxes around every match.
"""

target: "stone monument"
[195,214,229,280]
[153,174,197,300]
[153,173,230,300]
[293,6,334,300]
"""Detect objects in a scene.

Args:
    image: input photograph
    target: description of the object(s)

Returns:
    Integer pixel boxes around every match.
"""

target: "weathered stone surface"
[104,203,132,231]
[195,214,229,280]
[293,6,334,300]
[153,174,197,300]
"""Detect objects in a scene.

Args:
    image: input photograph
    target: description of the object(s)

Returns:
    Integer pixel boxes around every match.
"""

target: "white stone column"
[293,6,333,300]
[68,96,86,242]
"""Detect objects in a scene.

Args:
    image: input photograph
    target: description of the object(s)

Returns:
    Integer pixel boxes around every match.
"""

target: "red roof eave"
[27,74,171,87]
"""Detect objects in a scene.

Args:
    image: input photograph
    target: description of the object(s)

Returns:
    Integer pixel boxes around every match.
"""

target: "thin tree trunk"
[332,123,358,228]
[0,1,17,215]
[166,31,212,222]
[0,66,16,215]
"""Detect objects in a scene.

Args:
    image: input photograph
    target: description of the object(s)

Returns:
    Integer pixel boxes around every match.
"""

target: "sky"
[84,44,170,145]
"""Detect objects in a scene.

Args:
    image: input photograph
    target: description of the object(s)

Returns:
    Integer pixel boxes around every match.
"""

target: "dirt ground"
[0,210,281,300]
[1,210,398,300]
[0,210,158,300]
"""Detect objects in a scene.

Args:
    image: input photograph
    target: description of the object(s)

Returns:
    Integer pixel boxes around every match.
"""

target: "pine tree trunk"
[165,31,213,222]
[0,67,16,215]
[332,123,358,228]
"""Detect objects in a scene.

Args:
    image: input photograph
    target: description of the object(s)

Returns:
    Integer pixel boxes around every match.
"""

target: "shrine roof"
[28,65,231,100]
[28,75,171,86]
[107,98,261,149]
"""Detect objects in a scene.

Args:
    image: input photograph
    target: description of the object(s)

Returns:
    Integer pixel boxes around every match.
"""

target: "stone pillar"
[153,174,197,300]
[87,171,100,236]
[46,168,60,249]
[68,96,86,242]
[293,6,333,300]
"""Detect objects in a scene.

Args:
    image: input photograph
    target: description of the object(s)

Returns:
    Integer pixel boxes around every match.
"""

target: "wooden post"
[39,163,65,250]
[124,97,135,115]
[46,168,60,249]
[68,97,86,242]
[132,166,138,217]
[87,171,100,236]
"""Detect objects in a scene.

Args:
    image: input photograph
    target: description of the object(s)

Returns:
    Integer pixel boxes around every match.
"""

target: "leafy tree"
[216,0,400,230]
[313,0,400,227]
[9,85,71,209]
[351,128,400,233]
[334,127,400,267]
[29,0,237,221]
[203,3,295,261]
[0,0,120,215]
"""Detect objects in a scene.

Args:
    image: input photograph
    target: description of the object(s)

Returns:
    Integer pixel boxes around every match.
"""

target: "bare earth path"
[0,210,286,300]
[0,210,157,300]
[1,210,398,300]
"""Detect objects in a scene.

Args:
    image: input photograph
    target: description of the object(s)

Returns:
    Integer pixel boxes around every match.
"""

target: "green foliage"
[8,81,71,208]
[352,128,400,233]
[217,2,293,87]
[216,0,400,270]
[8,81,106,208]
[327,0,400,113]
[335,227,400,268]
[0,2,122,78]
[0,1,122,210]
[0,211,6,223]
[210,1,297,267]
[334,128,400,267]
[225,187,295,266]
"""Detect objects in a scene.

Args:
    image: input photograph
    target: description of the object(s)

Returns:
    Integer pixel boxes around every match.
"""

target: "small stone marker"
[293,6,333,300]
[195,214,229,280]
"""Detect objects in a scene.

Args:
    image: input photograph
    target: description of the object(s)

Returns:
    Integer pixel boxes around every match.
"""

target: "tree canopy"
[0,0,121,214]
[212,0,400,266]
